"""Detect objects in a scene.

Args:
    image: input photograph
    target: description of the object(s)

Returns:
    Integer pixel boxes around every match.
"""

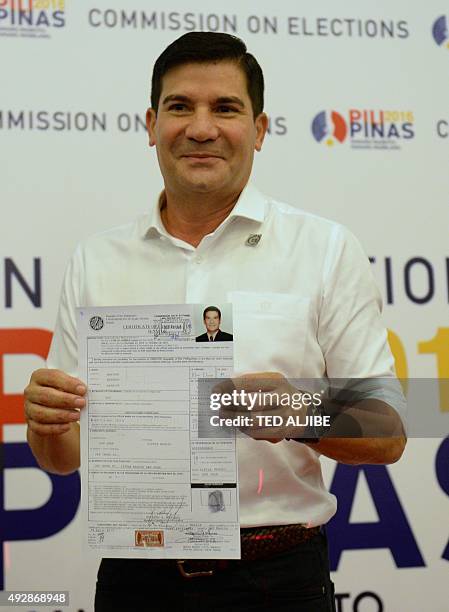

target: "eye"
[216,105,238,114]
[168,103,188,112]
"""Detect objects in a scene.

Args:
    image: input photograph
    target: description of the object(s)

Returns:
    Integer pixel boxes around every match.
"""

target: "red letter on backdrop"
[0,329,52,441]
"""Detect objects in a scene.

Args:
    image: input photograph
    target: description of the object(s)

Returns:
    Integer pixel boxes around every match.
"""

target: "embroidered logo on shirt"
[245,234,262,246]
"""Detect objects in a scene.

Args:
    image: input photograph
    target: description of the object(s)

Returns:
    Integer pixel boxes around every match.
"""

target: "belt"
[152,524,321,579]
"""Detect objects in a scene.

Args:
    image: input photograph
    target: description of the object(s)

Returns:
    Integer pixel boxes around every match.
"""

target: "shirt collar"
[227,182,266,223]
[140,182,267,239]
[141,191,169,239]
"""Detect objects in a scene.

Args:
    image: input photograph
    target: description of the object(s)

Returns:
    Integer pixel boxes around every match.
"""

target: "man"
[196,306,233,341]
[24,32,406,611]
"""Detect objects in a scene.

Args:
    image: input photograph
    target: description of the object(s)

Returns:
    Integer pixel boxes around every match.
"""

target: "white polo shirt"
[47,182,398,528]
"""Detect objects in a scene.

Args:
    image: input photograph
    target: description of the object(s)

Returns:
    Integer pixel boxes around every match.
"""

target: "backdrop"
[1,1,448,610]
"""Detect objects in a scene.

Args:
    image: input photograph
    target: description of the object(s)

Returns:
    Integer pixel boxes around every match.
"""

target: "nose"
[184,109,219,142]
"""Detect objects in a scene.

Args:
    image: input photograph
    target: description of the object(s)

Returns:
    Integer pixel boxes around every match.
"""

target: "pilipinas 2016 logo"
[311,109,415,150]
[311,111,348,146]
[432,15,449,47]
[0,0,65,38]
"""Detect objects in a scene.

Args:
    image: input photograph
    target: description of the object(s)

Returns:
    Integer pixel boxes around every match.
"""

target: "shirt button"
[195,256,202,264]
[261,301,271,312]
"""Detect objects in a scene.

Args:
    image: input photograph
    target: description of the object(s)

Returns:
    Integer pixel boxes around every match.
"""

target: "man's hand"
[215,372,308,443]
[24,368,87,437]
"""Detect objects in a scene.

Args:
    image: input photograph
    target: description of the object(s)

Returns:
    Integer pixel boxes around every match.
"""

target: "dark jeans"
[95,530,336,611]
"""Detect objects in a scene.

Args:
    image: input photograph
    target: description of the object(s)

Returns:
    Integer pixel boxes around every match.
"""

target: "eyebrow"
[162,94,246,108]
[216,96,245,108]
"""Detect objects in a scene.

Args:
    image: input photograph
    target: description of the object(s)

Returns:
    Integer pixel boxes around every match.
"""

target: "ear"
[146,108,157,147]
[254,112,269,152]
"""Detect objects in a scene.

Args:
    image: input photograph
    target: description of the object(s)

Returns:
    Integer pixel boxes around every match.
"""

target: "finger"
[240,426,285,440]
[25,402,80,424]
[232,372,285,392]
[26,385,86,410]
[31,368,87,395]
[211,378,235,395]
[27,419,72,437]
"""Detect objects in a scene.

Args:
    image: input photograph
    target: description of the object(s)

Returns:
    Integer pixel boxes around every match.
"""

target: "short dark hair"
[203,306,221,320]
[151,32,264,118]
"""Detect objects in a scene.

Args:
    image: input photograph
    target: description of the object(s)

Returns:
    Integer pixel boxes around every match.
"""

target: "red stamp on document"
[135,530,164,547]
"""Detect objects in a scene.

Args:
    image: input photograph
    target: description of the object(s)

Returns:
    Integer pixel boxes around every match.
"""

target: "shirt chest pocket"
[227,291,311,377]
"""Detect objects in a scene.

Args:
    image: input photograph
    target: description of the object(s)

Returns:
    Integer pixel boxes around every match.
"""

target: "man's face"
[204,311,220,333]
[146,61,267,198]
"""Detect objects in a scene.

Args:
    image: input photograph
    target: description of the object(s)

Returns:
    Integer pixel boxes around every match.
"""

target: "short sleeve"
[46,246,84,378]
[318,225,394,379]
[317,226,406,422]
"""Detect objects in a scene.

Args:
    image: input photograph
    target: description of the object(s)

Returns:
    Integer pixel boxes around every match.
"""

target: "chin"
[179,171,226,193]
[189,182,214,192]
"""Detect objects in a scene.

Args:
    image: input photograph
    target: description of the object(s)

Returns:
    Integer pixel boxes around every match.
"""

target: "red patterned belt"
[153,524,321,579]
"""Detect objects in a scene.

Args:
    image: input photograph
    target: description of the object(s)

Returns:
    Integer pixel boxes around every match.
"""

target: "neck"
[160,187,243,247]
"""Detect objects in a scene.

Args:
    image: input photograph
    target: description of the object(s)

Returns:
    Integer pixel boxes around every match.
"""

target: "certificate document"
[77,303,240,559]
